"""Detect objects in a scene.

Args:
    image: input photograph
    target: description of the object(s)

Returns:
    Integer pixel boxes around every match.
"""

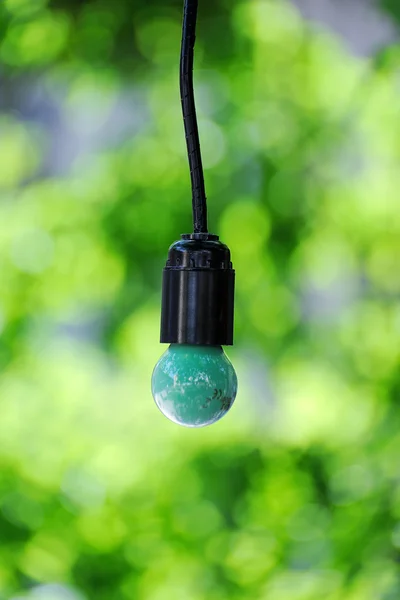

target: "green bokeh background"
[0,0,399,598]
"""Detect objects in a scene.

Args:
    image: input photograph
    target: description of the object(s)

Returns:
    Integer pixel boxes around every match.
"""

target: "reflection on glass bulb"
[152,344,237,428]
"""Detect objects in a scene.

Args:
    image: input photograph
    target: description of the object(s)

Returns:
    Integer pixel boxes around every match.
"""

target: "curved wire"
[180,0,208,233]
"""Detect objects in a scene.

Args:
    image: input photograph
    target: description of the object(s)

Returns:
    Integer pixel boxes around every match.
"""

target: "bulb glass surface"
[152,344,237,428]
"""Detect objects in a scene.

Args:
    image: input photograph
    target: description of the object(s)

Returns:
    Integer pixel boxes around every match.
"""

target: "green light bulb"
[152,345,237,428]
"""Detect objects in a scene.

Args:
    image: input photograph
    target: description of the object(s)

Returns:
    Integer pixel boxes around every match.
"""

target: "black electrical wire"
[180,0,208,234]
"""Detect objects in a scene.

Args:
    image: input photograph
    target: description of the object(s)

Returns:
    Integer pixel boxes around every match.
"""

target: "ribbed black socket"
[160,233,235,346]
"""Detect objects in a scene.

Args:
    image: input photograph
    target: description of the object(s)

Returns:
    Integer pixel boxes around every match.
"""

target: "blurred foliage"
[0,0,399,599]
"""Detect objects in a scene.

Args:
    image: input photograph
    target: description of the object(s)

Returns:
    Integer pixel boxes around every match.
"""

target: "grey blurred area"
[290,0,398,55]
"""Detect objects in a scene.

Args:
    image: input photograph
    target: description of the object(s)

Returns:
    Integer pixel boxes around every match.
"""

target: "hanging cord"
[180,0,208,233]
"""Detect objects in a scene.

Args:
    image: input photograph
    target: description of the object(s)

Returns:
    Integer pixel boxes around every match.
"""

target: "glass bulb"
[152,344,237,428]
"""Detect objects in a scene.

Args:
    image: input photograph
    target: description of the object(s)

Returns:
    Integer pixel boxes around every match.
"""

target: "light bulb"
[152,344,237,428]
